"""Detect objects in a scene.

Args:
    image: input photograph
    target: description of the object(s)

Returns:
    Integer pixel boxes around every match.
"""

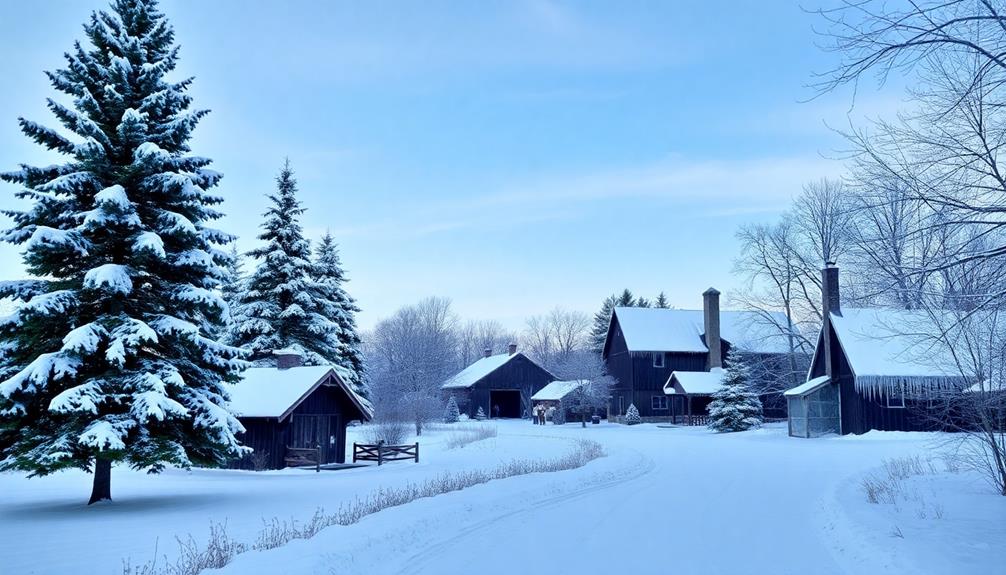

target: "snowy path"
[1,421,1002,574]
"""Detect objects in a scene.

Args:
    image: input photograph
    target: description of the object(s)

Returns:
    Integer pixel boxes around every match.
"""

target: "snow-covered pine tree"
[444,396,460,423]
[655,292,669,309]
[230,161,339,365]
[625,403,641,425]
[313,231,366,395]
[0,0,246,505]
[475,406,486,421]
[216,245,245,341]
[707,353,763,432]
[589,295,618,353]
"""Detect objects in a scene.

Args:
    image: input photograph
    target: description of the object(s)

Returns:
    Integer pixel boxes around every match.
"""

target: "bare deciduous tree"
[522,308,591,372]
[367,297,458,436]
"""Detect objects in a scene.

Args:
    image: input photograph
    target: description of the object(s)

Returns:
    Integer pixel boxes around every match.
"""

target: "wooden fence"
[353,441,420,466]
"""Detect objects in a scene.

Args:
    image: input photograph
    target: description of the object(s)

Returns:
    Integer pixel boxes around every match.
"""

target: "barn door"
[325,415,341,463]
[291,415,321,449]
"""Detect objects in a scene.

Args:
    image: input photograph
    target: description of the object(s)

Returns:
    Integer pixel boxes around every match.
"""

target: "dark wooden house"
[786,264,967,437]
[442,345,554,419]
[228,357,373,469]
[602,289,793,421]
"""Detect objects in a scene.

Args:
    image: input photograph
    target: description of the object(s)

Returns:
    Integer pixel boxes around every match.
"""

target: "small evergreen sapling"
[625,403,642,425]
[475,407,486,421]
[444,396,460,423]
[707,354,763,432]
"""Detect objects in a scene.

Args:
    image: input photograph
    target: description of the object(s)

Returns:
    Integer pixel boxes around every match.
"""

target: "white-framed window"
[651,395,668,410]
[886,386,906,408]
[653,352,665,368]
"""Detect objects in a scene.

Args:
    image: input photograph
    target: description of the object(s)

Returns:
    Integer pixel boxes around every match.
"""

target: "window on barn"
[651,395,668,410]
[886,386,906,408]
[653,353,664,368]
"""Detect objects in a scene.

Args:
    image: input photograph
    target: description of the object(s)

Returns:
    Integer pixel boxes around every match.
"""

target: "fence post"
[414,442,419,463]
[352,442,357,463]
[315,445,321,473]
[378,440,384,466]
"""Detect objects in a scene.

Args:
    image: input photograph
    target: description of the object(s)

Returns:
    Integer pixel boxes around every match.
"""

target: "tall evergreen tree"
[655,292,669,308]
[589,294,618,353]
[707,353,764,432]
[217,245,245,340]
[616,289,636,307]
[0,0,246,504]
[231,161,339,365]
[313,231,366,395]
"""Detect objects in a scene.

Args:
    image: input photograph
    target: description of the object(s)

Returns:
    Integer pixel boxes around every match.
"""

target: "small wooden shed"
[228,362,373,470]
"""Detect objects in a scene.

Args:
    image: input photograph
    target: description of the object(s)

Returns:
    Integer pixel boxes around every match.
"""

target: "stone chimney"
[822,263,840,379]
[508,343,517,356]
[703,288,722,370]
[273,349,303,370]
[483,348,493,358]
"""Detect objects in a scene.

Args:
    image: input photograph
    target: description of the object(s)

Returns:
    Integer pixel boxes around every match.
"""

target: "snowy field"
[0,421,1002,575]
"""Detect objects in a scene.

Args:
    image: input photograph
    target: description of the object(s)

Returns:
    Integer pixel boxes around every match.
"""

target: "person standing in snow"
[532,404,541,425]
[547,405,556,423]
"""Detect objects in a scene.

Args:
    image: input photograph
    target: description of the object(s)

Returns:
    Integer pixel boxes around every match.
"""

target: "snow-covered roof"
[532,380,587,401]
[784,375,830,397]
[826,308,968,396]
[228,365,373,421]
[442,352,520,389]
[664,368,725,395]
[611,307,791,355]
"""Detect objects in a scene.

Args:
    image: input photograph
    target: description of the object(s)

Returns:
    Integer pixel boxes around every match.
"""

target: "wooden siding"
[809,323,937,435]
[232,374,366,469]
[445,354,553,419]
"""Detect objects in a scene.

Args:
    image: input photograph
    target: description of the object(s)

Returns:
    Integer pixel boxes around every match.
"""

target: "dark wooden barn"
[787,264,968,437]
[228,359,373,469]
[442,345,554,419]
[602,289,794,421]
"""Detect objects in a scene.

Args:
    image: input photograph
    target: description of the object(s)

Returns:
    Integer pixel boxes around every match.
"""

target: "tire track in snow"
[393,443,656,575]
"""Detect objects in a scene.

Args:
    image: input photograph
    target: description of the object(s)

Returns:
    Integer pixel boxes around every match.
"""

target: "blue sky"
[0,1,902,329]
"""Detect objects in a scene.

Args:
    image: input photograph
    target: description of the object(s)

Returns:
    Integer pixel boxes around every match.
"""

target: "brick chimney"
[483,348,493,358]
[822,262,840,379]
[703,288,722,370]
[508,343,517,355]
[273,349,303,370]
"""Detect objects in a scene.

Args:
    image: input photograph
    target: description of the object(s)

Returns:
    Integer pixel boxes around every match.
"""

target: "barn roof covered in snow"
[442,352,521,389]
[664,368,725,395]
[822,308,970,394]
[532,379,587,401]
[228,365,373,421]
[611,307,791,354]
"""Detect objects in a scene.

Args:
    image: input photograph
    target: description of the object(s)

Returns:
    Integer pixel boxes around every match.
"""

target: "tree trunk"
[88,456,112,505]
[581,411,587,428]
[415,420,422,437]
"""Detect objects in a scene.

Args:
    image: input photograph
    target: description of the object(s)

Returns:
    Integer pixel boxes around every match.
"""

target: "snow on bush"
[445,424,497,449]
[364,420,409,445]
[624,403,641,425]
[444,396,460,423]
[123,440,605,575]
[707,354,763,432]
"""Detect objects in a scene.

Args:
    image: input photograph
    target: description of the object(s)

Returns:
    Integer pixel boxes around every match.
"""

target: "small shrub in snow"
[475,407,487,421]
[365,420,409,445]
[123,440,605,575]
[445,425,497,449]
[624,403,641,425]
[458,413,470,422]
[707,354,763,432]
[248,450,270,472]
[444,396,460,423]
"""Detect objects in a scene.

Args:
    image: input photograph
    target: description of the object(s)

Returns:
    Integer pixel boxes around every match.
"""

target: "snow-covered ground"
[0,421,1001,575]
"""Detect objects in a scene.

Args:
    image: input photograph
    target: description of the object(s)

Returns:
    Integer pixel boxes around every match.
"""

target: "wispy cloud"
[328,154,843,240]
